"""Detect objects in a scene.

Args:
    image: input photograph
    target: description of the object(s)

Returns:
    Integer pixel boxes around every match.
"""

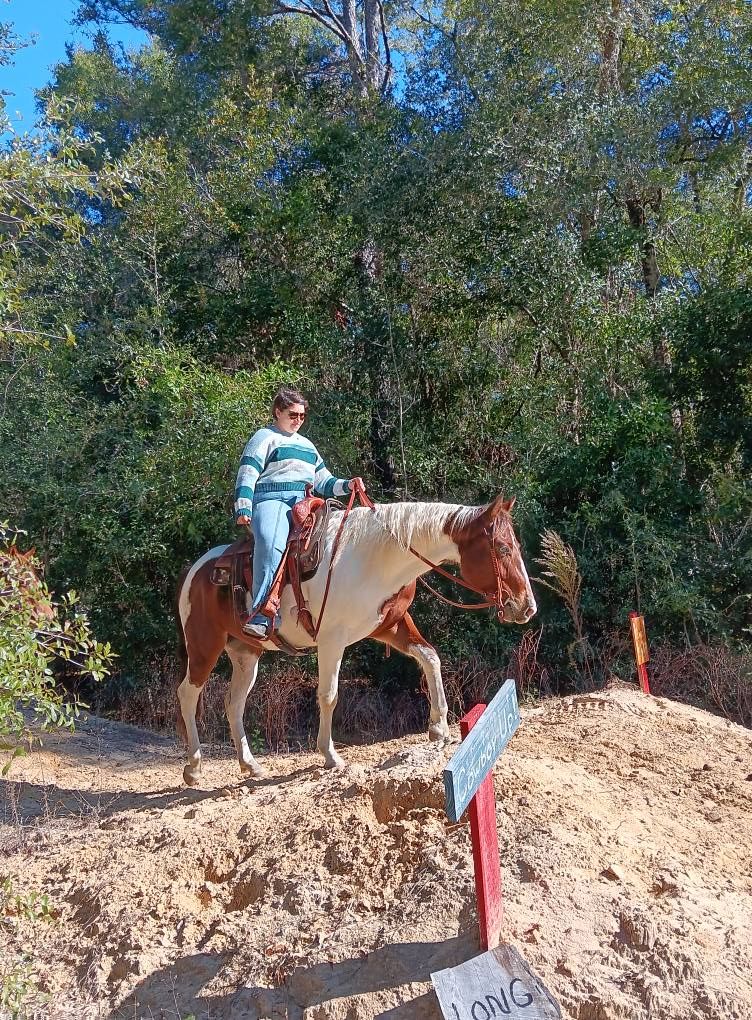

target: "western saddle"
[210,493,341,648]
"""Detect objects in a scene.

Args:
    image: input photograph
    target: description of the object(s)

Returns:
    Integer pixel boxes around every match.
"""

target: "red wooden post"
[461,704,504,951]
[629,611,651,695]
[636,661,650,695]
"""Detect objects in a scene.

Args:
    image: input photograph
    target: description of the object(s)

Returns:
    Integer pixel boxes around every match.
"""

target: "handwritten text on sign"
[431,944,561,1020]
[443,679,521,823]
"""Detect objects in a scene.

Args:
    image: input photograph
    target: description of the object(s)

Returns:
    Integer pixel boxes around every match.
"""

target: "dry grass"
[442,656,508,721]
[103,627,752,751]
[249,664,317,751]
[104,656,232,744]
[249,671,430,748]
[336,678,390,743]
[534,530,583,628]
[505,626,553,702]
[106,646,545,754]
[650,642,752,728]
[110,655,441,751]
[534,529,593,682]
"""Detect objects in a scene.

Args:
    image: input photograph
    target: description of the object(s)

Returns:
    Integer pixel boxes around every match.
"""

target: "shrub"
[0,524,112,770]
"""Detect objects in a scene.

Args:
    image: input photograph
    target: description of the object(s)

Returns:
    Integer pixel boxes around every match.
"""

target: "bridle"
[313,481,516,633]
[407,515,515,623]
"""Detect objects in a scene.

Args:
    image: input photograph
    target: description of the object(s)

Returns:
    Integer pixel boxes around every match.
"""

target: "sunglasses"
[286,411,306,421]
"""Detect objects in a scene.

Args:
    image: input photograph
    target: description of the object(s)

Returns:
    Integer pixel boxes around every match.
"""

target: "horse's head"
[450,495,537,625]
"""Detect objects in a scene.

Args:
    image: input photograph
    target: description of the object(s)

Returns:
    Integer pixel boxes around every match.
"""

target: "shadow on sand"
[1,762,325,823]
[1,758,324,823]
[112,933,477,1019]
[1,776,227,822]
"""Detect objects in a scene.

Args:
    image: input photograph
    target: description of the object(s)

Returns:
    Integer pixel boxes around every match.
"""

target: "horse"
[175,494,536,786]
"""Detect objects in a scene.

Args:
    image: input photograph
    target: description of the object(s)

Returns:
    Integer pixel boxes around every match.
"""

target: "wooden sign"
[628,612,651,694]
[431,943,561,1020]
[443,678,521,824]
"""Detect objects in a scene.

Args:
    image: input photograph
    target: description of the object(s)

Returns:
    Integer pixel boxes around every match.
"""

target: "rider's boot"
[242,612,281,639]
[242,619,268,638]
[241,612,269,636]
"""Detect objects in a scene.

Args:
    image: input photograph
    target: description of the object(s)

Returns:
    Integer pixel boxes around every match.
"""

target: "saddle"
[210,495,341,643]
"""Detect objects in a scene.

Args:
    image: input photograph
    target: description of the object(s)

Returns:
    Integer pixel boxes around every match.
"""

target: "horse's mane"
[338,501,487,552]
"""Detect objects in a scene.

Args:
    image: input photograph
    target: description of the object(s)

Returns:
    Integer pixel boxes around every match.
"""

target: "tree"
[2,0,750,701]
[76,0,392,94]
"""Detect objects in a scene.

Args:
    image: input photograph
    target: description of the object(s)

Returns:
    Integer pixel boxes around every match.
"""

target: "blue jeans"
[249,493,305,626]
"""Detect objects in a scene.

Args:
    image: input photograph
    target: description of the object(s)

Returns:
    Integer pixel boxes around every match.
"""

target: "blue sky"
[1,0,148,132]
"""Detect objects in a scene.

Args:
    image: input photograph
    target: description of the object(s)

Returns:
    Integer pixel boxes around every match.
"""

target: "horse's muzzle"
[499,597,537,625]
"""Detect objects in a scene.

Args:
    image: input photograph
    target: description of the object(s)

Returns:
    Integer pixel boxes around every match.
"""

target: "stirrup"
[242,620,268,639]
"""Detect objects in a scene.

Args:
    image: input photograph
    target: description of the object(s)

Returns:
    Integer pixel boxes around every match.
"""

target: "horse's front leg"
[316,640,346,769]
[375,612,450,744]
[225,639,266,778]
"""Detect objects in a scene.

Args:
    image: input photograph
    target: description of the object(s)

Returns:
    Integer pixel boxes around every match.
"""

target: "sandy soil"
[1,683,752,1020]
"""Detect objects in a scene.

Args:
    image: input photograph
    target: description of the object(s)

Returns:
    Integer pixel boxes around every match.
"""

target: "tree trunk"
[598,0,623,95]
[626,189,670,365]
[364,0,381,90]
[340,0,366,94]
[273,0,393,484]
[625,188,662,301]
[733,155,751,213]
[369,357,398,495]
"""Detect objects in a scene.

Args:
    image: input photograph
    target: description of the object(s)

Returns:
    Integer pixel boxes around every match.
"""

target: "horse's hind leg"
[177,632,226,787]
[375,613,450,744]
[224,639,266,779]
[178,674,208,787]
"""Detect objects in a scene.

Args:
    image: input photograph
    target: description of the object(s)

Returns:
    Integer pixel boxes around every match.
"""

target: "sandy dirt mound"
[2,683,752,1019]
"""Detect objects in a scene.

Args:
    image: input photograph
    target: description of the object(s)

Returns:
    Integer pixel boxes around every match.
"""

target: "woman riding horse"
[235,387,362,638]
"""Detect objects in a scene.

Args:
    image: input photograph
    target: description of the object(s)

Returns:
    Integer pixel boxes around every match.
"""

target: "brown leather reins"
[311,478,375,639]
[311,484,512,637]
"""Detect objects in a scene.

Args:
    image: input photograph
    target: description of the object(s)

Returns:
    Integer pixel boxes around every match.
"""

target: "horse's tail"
[175,564,193,744]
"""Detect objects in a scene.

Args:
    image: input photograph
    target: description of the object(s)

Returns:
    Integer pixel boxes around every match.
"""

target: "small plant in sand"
[0,524,114,772]
[1,877,56,924]
[0,958,42,1019]
[535,529,593,683]
[1,877,56,1018]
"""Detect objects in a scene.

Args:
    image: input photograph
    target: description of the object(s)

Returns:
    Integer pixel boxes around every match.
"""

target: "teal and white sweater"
[234,425,350,521]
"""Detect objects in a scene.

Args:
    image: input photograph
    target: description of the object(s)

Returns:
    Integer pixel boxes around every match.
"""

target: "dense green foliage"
[1,0,750,703]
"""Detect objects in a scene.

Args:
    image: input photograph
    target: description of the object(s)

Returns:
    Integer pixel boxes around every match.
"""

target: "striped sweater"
[234,425,350,521]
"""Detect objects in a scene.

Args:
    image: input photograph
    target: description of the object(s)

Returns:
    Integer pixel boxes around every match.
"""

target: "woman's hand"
[237,515,251,526]
[348,477,365,492]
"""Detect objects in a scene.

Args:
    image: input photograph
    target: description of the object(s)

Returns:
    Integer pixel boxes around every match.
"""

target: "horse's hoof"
[183,765,200,787]
[240,762,268,779]
[324,754,346,770]
[429,722,450,743]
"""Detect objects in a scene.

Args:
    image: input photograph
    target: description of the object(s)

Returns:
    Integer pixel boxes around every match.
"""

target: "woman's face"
[275,402,306,434]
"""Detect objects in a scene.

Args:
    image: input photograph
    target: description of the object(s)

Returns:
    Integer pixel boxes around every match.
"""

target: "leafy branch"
[0,523,114,771]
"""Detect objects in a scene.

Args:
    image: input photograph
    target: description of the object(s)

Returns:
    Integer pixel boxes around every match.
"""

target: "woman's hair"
[272,386,308,417]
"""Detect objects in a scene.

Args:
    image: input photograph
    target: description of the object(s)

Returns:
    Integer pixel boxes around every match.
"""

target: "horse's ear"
[484,494,515,521]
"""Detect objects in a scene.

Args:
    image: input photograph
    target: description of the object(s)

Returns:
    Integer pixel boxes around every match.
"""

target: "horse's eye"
[497,543,513,557]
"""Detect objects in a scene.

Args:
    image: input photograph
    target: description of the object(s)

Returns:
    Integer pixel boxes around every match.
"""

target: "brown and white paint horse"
[176,495,536,785]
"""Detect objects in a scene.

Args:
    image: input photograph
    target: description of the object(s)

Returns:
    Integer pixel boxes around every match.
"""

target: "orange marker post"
[628,612,651,695]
